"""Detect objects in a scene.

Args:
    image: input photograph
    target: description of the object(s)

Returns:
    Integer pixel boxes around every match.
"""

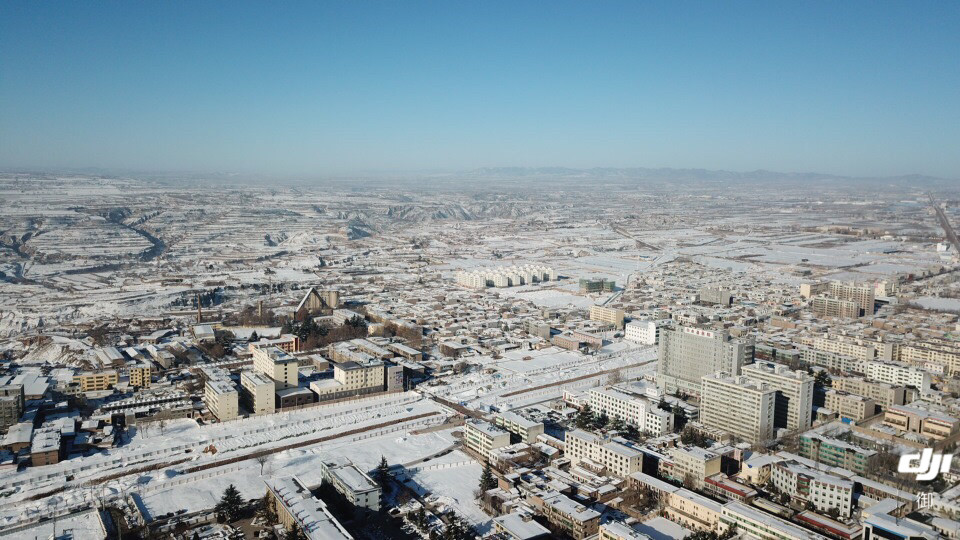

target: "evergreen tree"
[479,460,497,492]
[375,455,391,487]
[672,404,688,430]
[249,330,259,343]
[610,415,626,433]
[594,411,610,429]
[574,404,594,429]
[215,484,244,523]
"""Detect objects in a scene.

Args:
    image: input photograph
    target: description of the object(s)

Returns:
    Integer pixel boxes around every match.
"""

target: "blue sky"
[1,1,958,178]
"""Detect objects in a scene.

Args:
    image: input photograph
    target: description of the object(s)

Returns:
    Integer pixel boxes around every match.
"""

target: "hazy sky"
[1,1,958,178]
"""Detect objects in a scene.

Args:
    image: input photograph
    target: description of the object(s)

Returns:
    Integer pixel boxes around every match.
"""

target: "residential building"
[252,346,298,390]
[72,370,119,392]
[823,390,875,422]
[771,461,854,517]
[624,320,661,345]
[699,287,733,306]
[589,305,625,329]
[663,446,722,489]
[492,513,552,540]
[128,363,152,388]
[863,360,931,391]
[0,384,24,433]
[310,356,385,402]
[831,376,905,409]
[812,296,861,319]
[720,502,828,540]
[827,281,875,314]
[883,404,960,440]
[537,491,600,539]
[657,326,753,395]
[588,386,673,435]
[599,522,655,540]
[799,433,875,474]
[742,362,814,432]
[579,278,615,293]
[564,429,642,478]
[30,426,62,466]
[264,476,352,540]
[319,457,381,510]
[240,370,276,415]
[464,420,511,460]
[493,411,545,443]
[700,373,776,445]
[204,377,239,421]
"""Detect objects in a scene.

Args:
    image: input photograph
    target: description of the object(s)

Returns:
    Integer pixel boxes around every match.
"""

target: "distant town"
[2,173,960,540]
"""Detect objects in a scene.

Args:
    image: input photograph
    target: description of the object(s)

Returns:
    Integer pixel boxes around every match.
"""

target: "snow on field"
[135,428,459,521]
[403,451,490,533]
[498,288,594,308]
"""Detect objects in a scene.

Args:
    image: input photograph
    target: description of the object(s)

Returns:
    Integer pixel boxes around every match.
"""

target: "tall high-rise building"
[700,373,776,445]
[741,362,814,432]
[657,326,753,395]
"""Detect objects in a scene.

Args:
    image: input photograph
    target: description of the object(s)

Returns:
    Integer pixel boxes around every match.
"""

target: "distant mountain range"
[464,167,949,185]
[2,165,953,188]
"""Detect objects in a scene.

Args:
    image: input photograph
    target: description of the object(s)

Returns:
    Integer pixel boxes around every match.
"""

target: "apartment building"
[464,420,511,460]
[624,320,663,345]
[456,265,556,289]
[700,374,776,445]
[720,502,829,540]
[799,433,875,474]
[579,277,615,293]
[240,370,276,415]
[493,411,545,443]
[657,326,753,395]
[204,378,239,421]
[809,336,875,362]
[564,429,642,478]
[30,427,62,466]
[128,363,152,388]
[742,361,814,432]
[663,446,722,489]
[588,386,673,435]
[883,404,960,440]
[0,384,24,433]
[811,296,860,319]
[798,347,863,373]
[589,305,625,329]
[863,360,930,391]
[900,342,960,376]
[599,522,655,540]
[771,461,854,517]
[264,476,352,540]
[536,491,601,539]
[828,281,875,314]
[831,376,905,409]
[310,357,385,402]
[699,287,733,306]
[629,473,722,532]
[823,390,876,422]
[319,457,381,510]
[252,334,301,354]
[252,346,299,390]
[493,513,552,540]
[72,370,119,392]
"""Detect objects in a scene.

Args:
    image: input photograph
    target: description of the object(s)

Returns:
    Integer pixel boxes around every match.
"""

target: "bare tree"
[256,454,270,476]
